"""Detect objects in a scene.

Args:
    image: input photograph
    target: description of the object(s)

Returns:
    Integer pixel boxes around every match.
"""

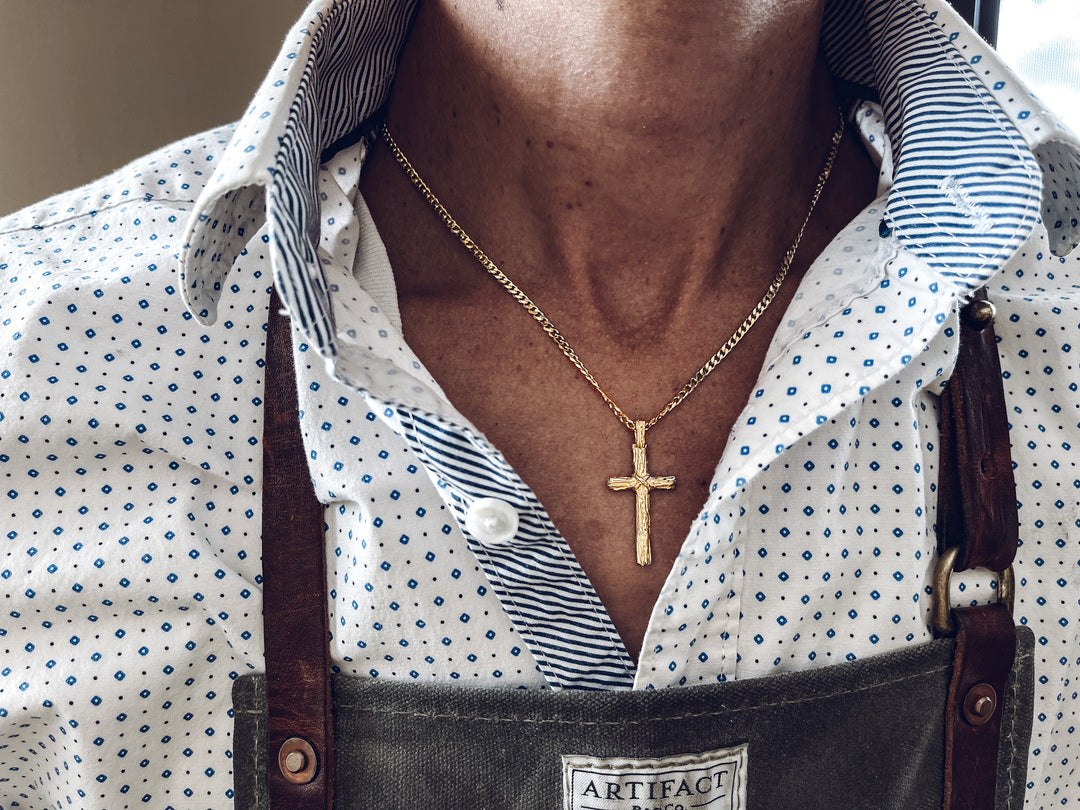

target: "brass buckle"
[931,545,1014,636]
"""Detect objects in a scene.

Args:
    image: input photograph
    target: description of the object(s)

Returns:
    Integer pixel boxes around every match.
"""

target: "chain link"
[382,112,845,433]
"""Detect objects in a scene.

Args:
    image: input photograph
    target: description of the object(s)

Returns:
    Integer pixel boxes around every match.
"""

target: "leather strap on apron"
[260,290,334,809]
[936,289,1020,810]
[937,289,1019,572]
[246,287,1025,809]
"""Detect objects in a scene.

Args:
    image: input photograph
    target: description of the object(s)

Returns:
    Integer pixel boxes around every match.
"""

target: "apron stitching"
[335,661,952,722]
[1001,646,1034,802]
[252,678,265,804]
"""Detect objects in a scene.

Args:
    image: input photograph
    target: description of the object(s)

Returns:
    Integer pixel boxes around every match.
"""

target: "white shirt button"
[464,497,519,545]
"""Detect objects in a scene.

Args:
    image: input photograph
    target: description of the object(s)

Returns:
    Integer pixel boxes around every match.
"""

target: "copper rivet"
[278,737,318,784]
[961,299,996,331]
[962,683,998,726]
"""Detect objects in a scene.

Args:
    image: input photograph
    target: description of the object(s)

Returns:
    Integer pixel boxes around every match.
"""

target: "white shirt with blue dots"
[3,0,1080,807]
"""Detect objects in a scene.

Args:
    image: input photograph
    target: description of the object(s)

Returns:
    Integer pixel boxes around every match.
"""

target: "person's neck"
[380,0,847,329]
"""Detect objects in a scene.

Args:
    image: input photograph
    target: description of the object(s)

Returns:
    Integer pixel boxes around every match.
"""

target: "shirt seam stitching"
[1,197,198,238]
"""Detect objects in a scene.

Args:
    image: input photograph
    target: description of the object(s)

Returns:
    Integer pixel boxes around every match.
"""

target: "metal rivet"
[960,299,996,331]
[278,737,318,784]
[284,750,307,773]
[962,683,998,726]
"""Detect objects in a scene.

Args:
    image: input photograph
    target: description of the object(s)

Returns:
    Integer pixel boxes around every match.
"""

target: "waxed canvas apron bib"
[232,629,1034,809]
[234,289,1029,809]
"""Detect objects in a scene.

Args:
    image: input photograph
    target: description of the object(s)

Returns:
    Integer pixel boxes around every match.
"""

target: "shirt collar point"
[180,174,271,318]
[1032,135,1080,258]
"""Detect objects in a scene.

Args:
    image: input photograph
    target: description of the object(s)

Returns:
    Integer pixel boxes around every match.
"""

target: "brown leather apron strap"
[937,288,1021,810]
[261,289,334,809]
[937,287,1020,571]
[944,605,1018,810]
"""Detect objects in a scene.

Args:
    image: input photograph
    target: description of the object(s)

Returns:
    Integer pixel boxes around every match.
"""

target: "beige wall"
[0,0,303,216]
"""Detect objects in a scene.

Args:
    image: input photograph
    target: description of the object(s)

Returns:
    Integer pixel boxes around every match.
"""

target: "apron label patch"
[561,744,748,810]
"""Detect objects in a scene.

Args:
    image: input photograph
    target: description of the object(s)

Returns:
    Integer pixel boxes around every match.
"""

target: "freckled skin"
[361,0,880,660]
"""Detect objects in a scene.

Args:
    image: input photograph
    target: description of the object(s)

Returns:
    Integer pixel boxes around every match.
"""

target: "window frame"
[947,0,1002,45]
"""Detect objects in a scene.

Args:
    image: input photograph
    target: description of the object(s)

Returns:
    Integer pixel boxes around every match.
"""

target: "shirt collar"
[180,0,419,350]
[824,0,1079,273]
[180,0,1080,350]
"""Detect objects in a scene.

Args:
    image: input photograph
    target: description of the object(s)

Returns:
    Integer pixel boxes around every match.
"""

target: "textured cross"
[607,420,676,566]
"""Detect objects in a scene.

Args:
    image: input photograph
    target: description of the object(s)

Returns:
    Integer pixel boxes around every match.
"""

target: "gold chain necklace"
[382,114,845,566]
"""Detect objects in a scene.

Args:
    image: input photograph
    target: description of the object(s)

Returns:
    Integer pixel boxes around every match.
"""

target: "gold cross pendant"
[607,420,676,566]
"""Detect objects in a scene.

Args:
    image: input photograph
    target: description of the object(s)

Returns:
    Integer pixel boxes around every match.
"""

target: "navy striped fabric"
[268,0,419,359]
[182,0,418,350]
[177,0,1080,690]
[822,0,1041,282]
[396,410,637,690]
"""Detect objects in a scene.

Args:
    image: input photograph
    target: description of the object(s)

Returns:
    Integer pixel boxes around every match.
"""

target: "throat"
[379,0,841,300]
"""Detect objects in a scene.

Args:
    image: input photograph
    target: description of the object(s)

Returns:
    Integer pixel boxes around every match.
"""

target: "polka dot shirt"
[3,0,1080,807]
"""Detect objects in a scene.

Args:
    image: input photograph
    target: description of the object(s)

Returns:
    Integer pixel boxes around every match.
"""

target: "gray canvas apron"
[232,628,1033,809]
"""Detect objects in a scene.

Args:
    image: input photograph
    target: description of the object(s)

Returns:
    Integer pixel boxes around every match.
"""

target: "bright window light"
[996,0,1080,132]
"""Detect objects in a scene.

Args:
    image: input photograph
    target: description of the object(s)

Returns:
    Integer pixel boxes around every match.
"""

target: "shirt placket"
[306,149,637,690]
[392,407,639,690]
